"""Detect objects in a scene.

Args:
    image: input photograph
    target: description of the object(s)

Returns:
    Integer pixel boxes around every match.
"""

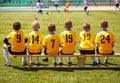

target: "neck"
[50,32,55,34]
[66,28,71,30]
[34,29,38,31]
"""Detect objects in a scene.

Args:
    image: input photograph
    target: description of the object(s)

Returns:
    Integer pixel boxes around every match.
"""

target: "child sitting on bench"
[95,20,115,64]
[79,23,97,65]
[43,23,60,66]
[27,21,42,65]
[3,22,27,66]
[59,19,76,65]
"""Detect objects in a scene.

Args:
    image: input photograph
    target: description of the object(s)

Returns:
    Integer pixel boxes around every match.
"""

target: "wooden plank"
[13,53,120,57]
[25,65,120,69]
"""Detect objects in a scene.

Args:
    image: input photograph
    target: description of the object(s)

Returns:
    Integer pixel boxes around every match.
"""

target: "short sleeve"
[60,32,64,43]
[95,34,100,44]
[43,37,47,46]
[39,33,43,43]
[6,32,13,40]
[111,32,115,42]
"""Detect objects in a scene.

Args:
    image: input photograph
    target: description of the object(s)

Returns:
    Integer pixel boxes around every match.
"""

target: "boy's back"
[28,31,42,53]
[80,31,94,50]
[61,30,76,54]
[95,31,115,54]
[43,34,60,55]
[7,30,26,52]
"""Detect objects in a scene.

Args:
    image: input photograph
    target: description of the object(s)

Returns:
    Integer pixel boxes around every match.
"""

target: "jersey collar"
[66,28,71,31]
[50,32,55,34]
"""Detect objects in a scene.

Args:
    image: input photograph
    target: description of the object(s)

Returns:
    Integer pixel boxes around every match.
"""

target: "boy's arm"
[3,38,11,45]
[25,38,28,43]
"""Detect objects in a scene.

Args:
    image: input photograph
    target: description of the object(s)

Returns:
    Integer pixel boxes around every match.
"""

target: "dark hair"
[13,22,21,31]
[100,20,108,28]
[83,23,90,30]
[48,24,56,32]
[64,20,72,28]
[38,0,40,2]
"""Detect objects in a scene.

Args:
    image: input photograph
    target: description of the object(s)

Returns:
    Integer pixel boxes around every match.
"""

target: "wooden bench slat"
[26,65,120,69]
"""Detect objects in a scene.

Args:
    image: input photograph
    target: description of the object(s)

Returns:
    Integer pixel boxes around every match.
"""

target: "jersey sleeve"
[95,34,100,44]
[111,32,116,42]
[39,33,43,43]
[27,34,30,43]
[43,37,47,47]
[6,32,13,40]
[91,33,95,43]
[60,32,64,43]
[74,32,77,43]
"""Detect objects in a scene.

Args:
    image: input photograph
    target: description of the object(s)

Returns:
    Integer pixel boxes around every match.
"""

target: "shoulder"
[28,31,34,36]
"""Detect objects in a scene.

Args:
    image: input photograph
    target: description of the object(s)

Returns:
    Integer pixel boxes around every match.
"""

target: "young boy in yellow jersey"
[79,23,97,65]
[95,21,115,64]
[60,19,76,65]
[43,23,60,66]
[3,22,27,66]
[64,0,70,13]
[28,21,42,65]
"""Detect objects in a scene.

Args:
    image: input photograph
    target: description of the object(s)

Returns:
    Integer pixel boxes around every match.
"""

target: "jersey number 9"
[17,34,21,43]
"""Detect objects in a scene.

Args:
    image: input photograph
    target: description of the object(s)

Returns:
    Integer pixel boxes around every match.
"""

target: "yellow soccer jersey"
[79,31,95,50]
[95,31,115,54]
[28,31,42,53]
[61,30,76,54]
[7,30,26,52]
[43,34,60,55]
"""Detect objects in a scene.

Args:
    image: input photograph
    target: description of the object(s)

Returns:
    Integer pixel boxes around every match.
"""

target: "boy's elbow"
[25,38,28,43]
[3,38,10,45]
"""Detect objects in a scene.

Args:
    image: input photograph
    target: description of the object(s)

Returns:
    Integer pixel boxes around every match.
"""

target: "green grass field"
[0,11,120,83]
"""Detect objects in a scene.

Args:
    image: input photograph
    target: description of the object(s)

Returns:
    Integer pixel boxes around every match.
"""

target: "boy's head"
[82,23,90,32]
[100,20,108,29]
[38,0,40,2]
[64,19,72,29]
[48,23,56,32]
[13,22,21,31]
[32,21,40,31]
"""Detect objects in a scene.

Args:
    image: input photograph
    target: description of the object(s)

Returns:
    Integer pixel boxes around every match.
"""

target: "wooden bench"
[13,53,120,69]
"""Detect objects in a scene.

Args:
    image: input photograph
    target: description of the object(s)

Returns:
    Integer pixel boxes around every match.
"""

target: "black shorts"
[96,47,114,55]
[38,10,42,13]
[80,50,95,54]
[116,4,119,7]
[84,7,88,10]
[60,50,74,55]
[44,48,59,55]
[8,47,26,55]
[55,4,58,7]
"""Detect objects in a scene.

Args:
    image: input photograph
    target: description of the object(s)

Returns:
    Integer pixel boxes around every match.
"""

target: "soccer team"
[3,19,115,66]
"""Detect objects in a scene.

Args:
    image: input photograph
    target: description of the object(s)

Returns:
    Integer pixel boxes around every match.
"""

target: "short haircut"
[64,20,72,28]
[32,21,40,27]
[38,0,40,2]
[100,20,108,28]
[83,23,90,30]
[48,23,56,32]
[13,22,21,31]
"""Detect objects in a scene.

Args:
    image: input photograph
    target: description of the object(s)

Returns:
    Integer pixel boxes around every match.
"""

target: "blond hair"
[32,21,40,30]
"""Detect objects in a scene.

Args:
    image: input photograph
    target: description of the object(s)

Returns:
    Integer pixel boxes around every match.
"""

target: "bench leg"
[77,56,86,67]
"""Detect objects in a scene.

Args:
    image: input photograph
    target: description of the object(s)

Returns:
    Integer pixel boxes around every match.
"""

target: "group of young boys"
[3,20,115,66]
